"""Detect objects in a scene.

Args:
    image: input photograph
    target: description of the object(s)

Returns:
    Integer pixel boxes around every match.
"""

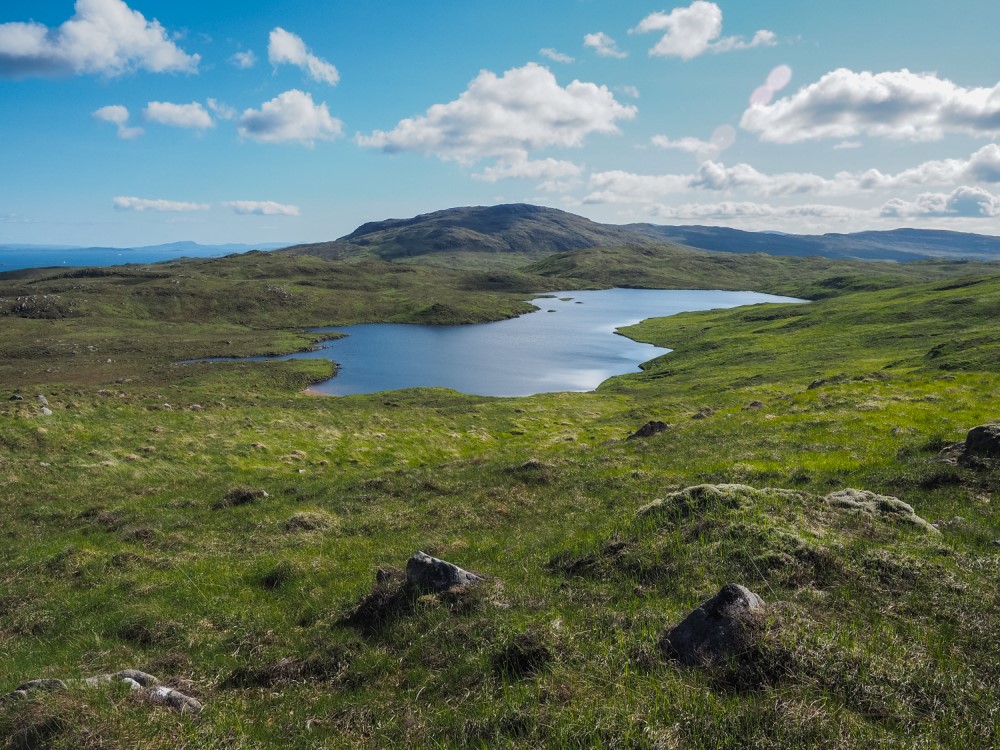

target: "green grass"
[1,251,999,748]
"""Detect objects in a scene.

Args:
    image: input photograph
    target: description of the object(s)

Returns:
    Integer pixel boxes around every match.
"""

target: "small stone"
[40,407,53,416]
[405,551,483,592]
[9,394,23,401]
[743,401,764,410]
[145,685,203,714]
[115,669,159,687]
[36,395,48,405]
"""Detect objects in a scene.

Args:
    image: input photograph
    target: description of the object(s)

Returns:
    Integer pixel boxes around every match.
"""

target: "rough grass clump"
[491,630,554,678]
[283,511,336,532]
[213,485,269,509]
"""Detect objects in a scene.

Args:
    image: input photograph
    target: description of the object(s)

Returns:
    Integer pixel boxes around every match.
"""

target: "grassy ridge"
[1,253,999,748]
[527,243,999,298]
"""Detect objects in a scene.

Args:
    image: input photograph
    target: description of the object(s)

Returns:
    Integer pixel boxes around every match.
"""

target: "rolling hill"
[284,203,1000,266]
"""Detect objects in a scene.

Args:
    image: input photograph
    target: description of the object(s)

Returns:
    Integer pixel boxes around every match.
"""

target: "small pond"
[200,288,803,396]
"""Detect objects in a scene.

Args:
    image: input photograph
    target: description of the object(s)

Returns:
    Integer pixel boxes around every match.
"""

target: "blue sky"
[2,0,1000,246]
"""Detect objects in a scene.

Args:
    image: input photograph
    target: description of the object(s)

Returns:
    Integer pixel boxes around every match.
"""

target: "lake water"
[203,288,802,397]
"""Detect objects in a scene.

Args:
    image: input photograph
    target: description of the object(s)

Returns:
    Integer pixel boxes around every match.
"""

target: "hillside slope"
[282,204,655,264]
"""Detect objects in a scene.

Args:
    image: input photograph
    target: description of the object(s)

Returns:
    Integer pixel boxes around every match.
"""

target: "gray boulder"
[405,551,483,592]
[36,395,48,406]
[659,584,764,667]
[145,685,203,714]
[626,421,670,440]
[964,424,1000,458]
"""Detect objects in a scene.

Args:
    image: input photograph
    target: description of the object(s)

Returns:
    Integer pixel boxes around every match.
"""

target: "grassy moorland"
[0,248,999,748]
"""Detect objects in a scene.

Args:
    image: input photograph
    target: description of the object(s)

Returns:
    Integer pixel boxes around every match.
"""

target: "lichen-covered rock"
[659,584,765,667]
[405,551,482,592]
[145,685,203,714]
[824,488,938,533]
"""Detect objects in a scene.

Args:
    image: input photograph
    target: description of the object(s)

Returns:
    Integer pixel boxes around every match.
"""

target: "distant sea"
[0,242,291,273]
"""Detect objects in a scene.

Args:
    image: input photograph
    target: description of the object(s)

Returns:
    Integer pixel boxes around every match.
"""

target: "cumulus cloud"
[540,48,574,64]
[632,2,775,60]
[356,63,636,164]
[93,104,143,139]
[584,32,627,59]
[231,50,256,69]
[0,0,199,78]
[652,124,735,162]
[473,156,583,182]
[586,144,1000,204]
[881,186,1000,218]
[742,68,1000,143]
[144,101,214,129]
[268,27,339,85]
[618,85,641,99]
[113,196,209,212]
[238,89,343,146]
[224,200,300,216]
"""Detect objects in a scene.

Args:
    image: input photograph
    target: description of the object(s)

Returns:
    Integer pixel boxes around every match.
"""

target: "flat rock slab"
[660,583,765,667]
[824,488,938,533]
[405,551,483,592]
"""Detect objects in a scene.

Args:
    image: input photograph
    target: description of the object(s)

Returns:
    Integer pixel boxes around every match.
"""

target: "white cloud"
[113,196,209,212]
[650,200,863,220]
[356,63,636,164]
[231,50,256,69]
[224,200,301,216]
[618,85,641,99]
[238,89,343,146]
[473,156,583,182]
[742,68,1000,143]
[540,48,574,64]
[93,104,143,139]
[652,124,735,162]
[144,101,214,129]
[268,27,339,85]
[880,186,1000,218]
[585,144,1000,205]
[206,98,236,120]
[632,2,775,60]
[0,0,199,77]
[584,32,627,59]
